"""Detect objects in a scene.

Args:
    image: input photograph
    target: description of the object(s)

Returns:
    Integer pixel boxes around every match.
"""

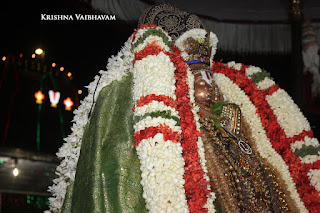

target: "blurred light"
[32,54,36,58]
[2,56,6,61]
[49,90,60,108]
[60,67,64,71]
[20,53,23,58]
[34,91,45,104]
[13,168,19,176]
[52,63,56,67]
[67,72,72,77]
[63,97,74,111]
[78,89,82,94]
[35,48,43,55]
[0,160,3,164]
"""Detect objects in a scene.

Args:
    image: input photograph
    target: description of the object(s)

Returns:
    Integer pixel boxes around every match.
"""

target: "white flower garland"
[291,136,320,164]
[226,61,243,71]
[132,52,176,101]
[308,169,320,195]
[266,89,311,138]
[213,73,308,213]
[47,36,134,213]
[136,136,188,213]
[132,31,189,212]
[134,35,171,53]
[256,78,275,90]
[131,26,172,53]
[134,116,181,133]
[291,136,320,152]
[223,61,320,209]
[227,62,276,91]
[134,101,180,117]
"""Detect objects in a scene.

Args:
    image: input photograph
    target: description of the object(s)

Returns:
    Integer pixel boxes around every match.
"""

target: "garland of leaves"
[131,28,173,52]
[249,69,273,84]
[134,110,181,126]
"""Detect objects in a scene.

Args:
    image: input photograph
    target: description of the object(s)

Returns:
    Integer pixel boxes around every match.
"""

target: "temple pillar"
[288,0,304,110]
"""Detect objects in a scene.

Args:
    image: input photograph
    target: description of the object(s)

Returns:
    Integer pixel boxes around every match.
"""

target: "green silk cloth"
[61,72,148,213]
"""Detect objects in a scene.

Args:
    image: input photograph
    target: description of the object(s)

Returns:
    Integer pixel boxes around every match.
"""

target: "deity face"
[193,71,214,107]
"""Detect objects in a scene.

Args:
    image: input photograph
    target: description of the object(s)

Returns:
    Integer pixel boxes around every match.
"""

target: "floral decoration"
[213,61,320,212]
[131,26,215,212]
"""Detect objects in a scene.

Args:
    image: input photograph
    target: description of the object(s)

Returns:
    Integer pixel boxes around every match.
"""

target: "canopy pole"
[289,0,304,110]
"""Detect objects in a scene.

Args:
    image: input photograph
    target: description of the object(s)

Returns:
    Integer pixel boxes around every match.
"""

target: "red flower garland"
[167,46,210,213]
[265,84,280,96]
[133,124,181,147]
[135,94,177,109]
[133,42,164,66]
[132,37,210,212]
[211,61,320,211]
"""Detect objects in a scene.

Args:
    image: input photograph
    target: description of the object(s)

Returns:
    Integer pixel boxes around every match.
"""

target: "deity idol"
[47,4,320,213]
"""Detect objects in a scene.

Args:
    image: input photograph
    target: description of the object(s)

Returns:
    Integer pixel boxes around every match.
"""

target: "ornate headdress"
[138,4,205,41]
[138,4,218,65]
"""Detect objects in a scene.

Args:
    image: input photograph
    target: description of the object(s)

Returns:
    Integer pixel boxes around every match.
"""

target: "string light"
[35,48,43,55]
[49,90,60,108]
[13,168,19,176]
[63,97,74,111]
[67,72,72,77]
[2,56,6,61]
[52,63,56,67]
[34,91,45,104]
[60,67,64,71]
[78,89,82,94]
[32,54,36,58]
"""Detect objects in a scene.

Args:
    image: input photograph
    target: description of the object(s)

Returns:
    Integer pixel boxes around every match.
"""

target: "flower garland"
[132,32,189,212]
[168,46,213,213]
[134,100,180,117]
[46,36,135,213]
[131,25,172,54]
[212,61,320,212]
[133,124,181,147]
[291,136,320,164]
[174,28,218,211]
[131,26,215,212]
[266,89,311,138]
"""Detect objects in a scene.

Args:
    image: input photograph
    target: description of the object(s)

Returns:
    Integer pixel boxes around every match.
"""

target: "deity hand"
[193,69,242,136]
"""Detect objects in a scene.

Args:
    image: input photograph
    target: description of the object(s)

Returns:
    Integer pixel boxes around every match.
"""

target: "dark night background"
[1,2,137,211]
[1,0,136,154]
[0,0,319,212]
[2,0,134,88]
[2,0,317,154]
